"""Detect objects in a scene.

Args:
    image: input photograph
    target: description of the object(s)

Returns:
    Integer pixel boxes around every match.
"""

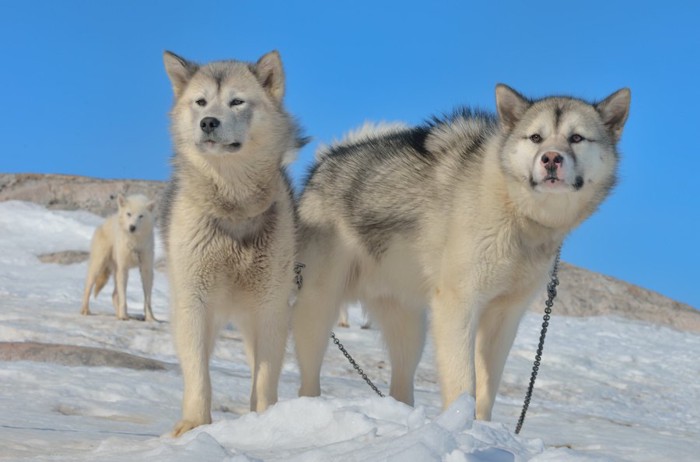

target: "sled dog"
[80,193,156,321]
[161,50,303,436]
[292,84,630,420]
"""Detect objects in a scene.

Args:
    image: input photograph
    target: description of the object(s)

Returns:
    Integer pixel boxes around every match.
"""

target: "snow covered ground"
[0,200,698,461]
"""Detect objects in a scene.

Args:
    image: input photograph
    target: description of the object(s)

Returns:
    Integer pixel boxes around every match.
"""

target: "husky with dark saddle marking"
[292,85,630,420]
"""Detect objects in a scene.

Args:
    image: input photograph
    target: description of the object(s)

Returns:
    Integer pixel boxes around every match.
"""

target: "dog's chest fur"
[167,171,284,289]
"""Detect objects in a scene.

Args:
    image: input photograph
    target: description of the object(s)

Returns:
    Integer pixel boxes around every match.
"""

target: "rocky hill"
[0,173,166,219]
[1,173,698,332]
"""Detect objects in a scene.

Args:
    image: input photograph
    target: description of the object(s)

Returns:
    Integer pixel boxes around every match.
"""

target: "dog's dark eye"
[229,98,245,107]
[196,98,207,107]
[138,214,143,219]
[126,212,132,217]
[529,134,542,144]
[570,134,584,144]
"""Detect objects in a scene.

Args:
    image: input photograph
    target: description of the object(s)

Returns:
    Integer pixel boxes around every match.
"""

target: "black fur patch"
[302,106,497,258]
[388,126,431,158]
[554,105,563,131]
[427,106,496,164]
[322,125,433,164]
[460,130,488,165]
[350,210,417,257]
[425,106,497,130]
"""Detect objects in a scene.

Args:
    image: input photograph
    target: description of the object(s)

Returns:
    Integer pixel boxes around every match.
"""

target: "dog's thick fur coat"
[292,85,631,420]
[161,50,303,436]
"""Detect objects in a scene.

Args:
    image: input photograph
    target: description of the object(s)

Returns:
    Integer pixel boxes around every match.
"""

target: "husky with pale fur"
[292,84,630,420]
[161,50,305,436]
[80,193,156,321]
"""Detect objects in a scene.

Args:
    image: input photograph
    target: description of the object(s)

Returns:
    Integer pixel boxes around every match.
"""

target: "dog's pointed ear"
[496,84,530,132]
[163,51,198,96]
[254,50,285,103]
[117,194,126,209]
[596,88,631,142]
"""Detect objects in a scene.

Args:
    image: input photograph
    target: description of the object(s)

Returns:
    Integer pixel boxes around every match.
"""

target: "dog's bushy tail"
[315,121,409,160]
[93,265,112,298]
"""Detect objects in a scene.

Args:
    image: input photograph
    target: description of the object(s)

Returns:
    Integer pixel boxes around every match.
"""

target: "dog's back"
[299,110,497,254]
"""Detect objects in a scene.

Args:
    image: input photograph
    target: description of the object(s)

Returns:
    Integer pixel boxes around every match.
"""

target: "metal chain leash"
[297,247,564,429]
[330,331,385,398]
[514,247,561,435]
[294,262,305,290]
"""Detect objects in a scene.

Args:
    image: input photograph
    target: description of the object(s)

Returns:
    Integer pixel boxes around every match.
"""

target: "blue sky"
[1,1,698,308]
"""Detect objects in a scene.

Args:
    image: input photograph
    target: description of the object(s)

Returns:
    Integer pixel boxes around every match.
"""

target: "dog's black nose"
[541,152,563,169]
[129,225,136,233]
[200,117,220,134]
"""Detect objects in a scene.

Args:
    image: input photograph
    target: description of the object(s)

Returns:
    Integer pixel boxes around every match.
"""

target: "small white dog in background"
[80,193,156,321]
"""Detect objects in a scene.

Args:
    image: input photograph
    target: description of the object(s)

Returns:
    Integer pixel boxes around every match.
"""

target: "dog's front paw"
[171,419,202,437]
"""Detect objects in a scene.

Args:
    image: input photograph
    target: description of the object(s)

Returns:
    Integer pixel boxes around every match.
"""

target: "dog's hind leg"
[292,236,349,398]
[367,297,426,406]
[111,285,118,312]
[80,271,95,316]
[81,247,109,316]
[337,305,350,328]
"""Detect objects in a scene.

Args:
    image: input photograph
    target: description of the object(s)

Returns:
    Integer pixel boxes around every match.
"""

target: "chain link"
[330,331,385,398]
[514,247,561,434]
[294,262,305,290]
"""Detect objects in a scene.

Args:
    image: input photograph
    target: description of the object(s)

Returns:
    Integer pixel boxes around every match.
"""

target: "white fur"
[162,50,298,437]
[80,194,155,321]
